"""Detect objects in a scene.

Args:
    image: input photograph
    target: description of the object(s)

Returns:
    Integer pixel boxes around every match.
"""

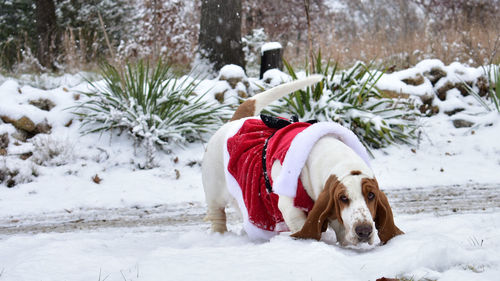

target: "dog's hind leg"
[204,206,228,233]
[202,127,231,233]
[202,174,229,233]
[203,186,230,233]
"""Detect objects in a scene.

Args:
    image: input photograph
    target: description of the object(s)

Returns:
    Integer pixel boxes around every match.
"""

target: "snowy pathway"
[1,184,498,235]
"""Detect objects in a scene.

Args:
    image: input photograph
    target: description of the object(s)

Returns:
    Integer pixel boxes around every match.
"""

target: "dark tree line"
[0,0,130,71]
[0,0,37,70]
[1,0,245,72]
[1,0,498,72]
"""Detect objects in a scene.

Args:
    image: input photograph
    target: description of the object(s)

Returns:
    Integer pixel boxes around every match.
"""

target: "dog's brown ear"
[291,176,339,240]
[375,190,404,244]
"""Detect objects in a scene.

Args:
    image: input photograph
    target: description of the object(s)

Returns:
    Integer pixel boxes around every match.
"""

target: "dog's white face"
[337,175,379,246]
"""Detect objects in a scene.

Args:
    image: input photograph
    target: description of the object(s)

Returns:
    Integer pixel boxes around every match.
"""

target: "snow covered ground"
[1,62,500,280]
[1,212,500,281]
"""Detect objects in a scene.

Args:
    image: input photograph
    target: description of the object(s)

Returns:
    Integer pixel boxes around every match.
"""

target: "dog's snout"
[355,224,373,240]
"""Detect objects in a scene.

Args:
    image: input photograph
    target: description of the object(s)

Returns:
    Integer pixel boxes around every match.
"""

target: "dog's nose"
[355,224,373,240]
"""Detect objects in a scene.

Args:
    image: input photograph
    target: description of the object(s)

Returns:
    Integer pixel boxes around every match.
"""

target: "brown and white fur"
[202,75,403,245]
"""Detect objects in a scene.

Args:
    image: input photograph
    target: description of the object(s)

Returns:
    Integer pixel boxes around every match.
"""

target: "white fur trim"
[222,118,276,240]
[273,122,371,197]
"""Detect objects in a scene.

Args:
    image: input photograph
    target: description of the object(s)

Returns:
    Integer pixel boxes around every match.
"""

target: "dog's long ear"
[375,190,404,244]
[291,176,340,240]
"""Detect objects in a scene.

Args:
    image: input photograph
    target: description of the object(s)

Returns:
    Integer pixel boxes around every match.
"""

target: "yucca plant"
[490,65,500,112]
[464,65,500,113]
[74,59,229,168]
[270,53,419,150]
[274,54,330,119]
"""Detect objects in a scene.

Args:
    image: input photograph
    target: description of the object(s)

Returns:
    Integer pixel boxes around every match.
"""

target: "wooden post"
[260,42,283,79]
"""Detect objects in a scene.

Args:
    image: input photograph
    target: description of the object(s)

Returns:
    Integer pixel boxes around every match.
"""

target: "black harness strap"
[260,114,317,193]
[262,131,277,193]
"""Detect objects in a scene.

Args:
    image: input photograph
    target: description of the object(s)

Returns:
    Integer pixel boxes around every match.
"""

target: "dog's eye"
[367,192,375,200]
[340,195,349,203]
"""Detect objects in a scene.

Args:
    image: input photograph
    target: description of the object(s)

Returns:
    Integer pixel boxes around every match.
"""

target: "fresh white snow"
[261,41,282,54]
[1,212,499,281]
[218,64,246,79]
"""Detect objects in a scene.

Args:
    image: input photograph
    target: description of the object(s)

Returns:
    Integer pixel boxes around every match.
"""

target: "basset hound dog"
[202,75,403,246]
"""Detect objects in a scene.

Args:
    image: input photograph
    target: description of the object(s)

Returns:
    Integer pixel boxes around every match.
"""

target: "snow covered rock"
[0,115,36,133]
[218,64,249,89]
[29,98,56,111]
[452,119,474,128]
[212,64,251,103]
[377,59,492,118]
[401,73,425,86]
[0,132,8,148]
[35,119,52,134]
[474,75,489,97]
[377,61,437,107]
[433,62,487,101]
[262,69,292,87]
[0,132,8,155]
[0,115,52,136]
[423,66,447,85]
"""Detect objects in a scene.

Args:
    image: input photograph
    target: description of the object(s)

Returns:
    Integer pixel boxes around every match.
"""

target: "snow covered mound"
[196,64,257,104]
[0,78,83,187]
[377,59,497,128]
[0,79,75,132]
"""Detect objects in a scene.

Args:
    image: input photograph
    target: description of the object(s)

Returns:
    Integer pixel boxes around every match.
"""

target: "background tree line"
[0,0,131,71]
[0,0,499,74]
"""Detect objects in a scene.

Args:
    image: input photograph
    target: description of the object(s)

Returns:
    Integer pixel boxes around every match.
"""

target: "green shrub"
[74,59,229,168]
[269,54,420,150]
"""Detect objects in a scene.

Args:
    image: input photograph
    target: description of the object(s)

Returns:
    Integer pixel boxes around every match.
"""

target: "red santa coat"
[226,119,315,233]
[223,117,371,240]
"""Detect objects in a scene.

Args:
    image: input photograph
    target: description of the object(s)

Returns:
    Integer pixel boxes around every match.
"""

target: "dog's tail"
[231,74,324,121]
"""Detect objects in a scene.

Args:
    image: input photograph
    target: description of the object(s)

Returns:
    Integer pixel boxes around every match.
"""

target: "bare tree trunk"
[34,0,58,69]
[199,0,245,71]
[304,0,313,73]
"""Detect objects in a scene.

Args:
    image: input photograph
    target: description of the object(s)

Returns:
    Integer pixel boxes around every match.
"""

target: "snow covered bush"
[0,158,38,188]
[270,57,419,149]
[30,134,75,167]
[75,60,229,168]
